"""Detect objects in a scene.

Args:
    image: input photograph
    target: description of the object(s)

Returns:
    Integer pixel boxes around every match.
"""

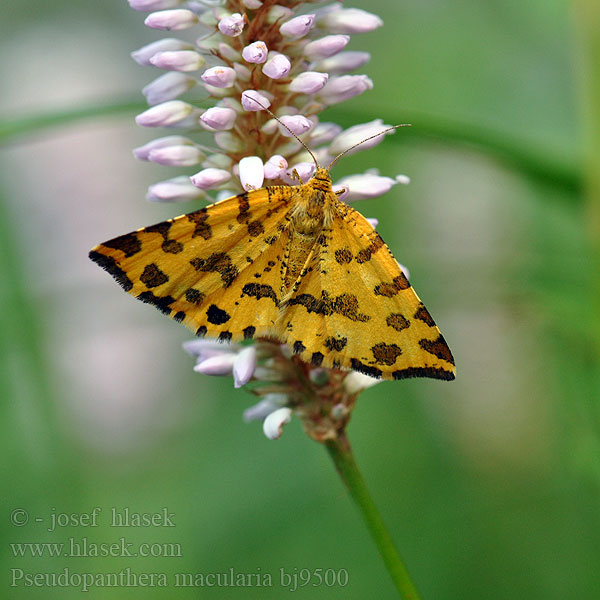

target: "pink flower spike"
[241,89,271,111]
[150,50,205,72]
[333,173,396,201]
[303,35,350,60]
[148,145,203,167]
[239,156,265,190]
[264,155,288,179]
[242,41,268,64]
[263,407,292,440]
[279,13,315,38]
[218,13,245,37]
[200,107,237,131]
[135,100,194,127]
[146,177,205,203]
[129,0,182,11]
[131,38,193,65]
[233,346,258,388]
[289,71,329,94]
[194,354,236,376]
[142,72,197,105]
[200,66,236,88]
[144,9,199,31]
[277,115,313,137]
[262,53,291,79]
[314,51,371,75]
[319,74,373,105]
[190,168,232,189]
[318,7,383,34]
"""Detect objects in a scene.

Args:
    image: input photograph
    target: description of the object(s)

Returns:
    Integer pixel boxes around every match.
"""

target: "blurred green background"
[1,0,599,598]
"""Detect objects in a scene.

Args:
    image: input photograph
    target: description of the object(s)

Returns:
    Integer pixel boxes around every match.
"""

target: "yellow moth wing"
[277,198,455,381]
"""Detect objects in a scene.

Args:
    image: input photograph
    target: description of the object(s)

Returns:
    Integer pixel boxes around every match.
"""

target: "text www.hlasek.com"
[10,538,182,558]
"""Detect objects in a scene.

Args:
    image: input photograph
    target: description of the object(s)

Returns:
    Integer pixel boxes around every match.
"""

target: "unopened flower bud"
[131,38,193,65]
[318,7,383,34]
[144,9,199,31]
[262,52,291,79]
[218,12,245,36]
[135,100,194,127]
[279,13,315,38]
[303,35,349,60]
[242,41,268,64]
[242,0,263,8]
[278,115,313,137]
[283,162,315,184]
[329,119,393,156]
[150,50,205,72]
[263,407,292,440]
[343,371,380,394]
[319,74,373,104]
[148,144,203,167]
[233,346,257,388]
[264,155,288,179]
[241,89,271,111]
[142,71,197,105]
[334,173,396,201]
[133,135,193,160]
[289,71,328,94]
[129,0,182,10]
[190,168,232,189]
[314,51,371,75]
[266,5,293,24]
[239,156,264,190]
[218,42,241,62]
[308,122,342,146]
[200,107,237,131]
[214,131,244,152]
[201,66,236,88]
[396,174,411,185]
[194,353,236,376]
[146,176,205,202]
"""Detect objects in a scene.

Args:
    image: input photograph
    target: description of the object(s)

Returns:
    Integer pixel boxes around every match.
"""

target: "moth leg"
[291,169,303,185]
[335,187,347,197]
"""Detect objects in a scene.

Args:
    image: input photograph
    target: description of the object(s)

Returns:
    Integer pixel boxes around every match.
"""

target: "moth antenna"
[326,124,411,172]
[246,96,320,170]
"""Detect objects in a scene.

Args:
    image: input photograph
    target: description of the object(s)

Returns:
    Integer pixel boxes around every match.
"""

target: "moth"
[89,161,455,381]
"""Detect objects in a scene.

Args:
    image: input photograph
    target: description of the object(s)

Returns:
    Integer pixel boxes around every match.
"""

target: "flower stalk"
[326,432,423,600]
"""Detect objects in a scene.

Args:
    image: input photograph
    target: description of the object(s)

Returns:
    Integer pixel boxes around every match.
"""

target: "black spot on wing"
[324,336,347,352]
[206,304,231,325]
[137,291,175,314]
[241,283,279,305]
[102,233,142,257]
[162,239,184,254]
[248,220,265,237]
[386,313,410,331]
[355,234,384,264]
[173,311,186,322]
[311,352,324,366]
[414,304,436,326]
[185,288,205,305]
[371,343,402,366]
[334,247,353,264]
[190,252,239,287]
[89,251,133,292]
[392,367,455,381]
[293,341,306,354]
[243,326,256,339]
[237,192,250,224]
[196,326,207,337]
[188,209,212,240]
[350,359,382,379]
[419,335,455,365]
[374,273,411,297]
[218,331,232,342]
[140,263,169,288]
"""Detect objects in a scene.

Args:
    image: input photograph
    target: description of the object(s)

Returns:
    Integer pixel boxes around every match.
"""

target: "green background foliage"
[1,0,599,598]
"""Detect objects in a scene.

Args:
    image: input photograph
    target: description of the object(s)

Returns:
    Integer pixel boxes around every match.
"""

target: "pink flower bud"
[239,156,264,190]
[142,71,197,105]
[314,51,371,75]
[283,162,316,185]
[303,35,349,60]
[241,89,271,111]
[318,7,383,34]
[308,122,342,146]
[149,50,205,72]
[329,119,393,155]
[319,74,373,104]
[277,115,313,137]
[218,43,241,62]
[242,41,268,64]
[262,52,291,79]
[233,346,257,388]
[334,173,396,201]
[263,407,292,440]
[366,217,379,228]
[146,177,205,202]
[264,155,288,179]
[218,13,245,37]
[134,135,193,161]
[233,62,251,81]
[129,0,182,11]
[144,9,199,31]
[190,168,232,189]
[396,174,411,185]
[148,144,203,167]
[200,107,237,131]
[200,66,236,88]
[194,354,236,376]
[288,71,328,94]
[131,38,194,66]
[135,100,194,127]
[214,132,244,152]
[242,0,263,8]
[279,13,315,38]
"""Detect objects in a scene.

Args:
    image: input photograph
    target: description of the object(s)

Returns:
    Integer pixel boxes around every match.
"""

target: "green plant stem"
[325,433,422,600]
[0,98,581,195]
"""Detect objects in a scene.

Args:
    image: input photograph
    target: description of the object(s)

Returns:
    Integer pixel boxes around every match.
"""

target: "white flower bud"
[263,407,292,440]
